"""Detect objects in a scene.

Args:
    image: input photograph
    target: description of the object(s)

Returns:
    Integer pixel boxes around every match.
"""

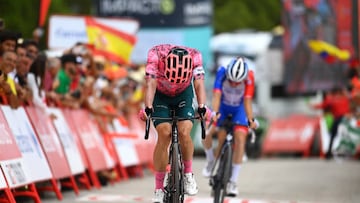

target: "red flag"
[39,0,51,27]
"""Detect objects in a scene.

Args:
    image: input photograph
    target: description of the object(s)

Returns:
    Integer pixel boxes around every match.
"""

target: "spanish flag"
[85,17,137,64]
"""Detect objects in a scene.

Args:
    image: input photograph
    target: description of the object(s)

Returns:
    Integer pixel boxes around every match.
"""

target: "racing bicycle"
[209,114,256,203]
[145,109,206,203]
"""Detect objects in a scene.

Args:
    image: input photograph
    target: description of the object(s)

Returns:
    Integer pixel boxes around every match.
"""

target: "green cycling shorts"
[152,85,195,127]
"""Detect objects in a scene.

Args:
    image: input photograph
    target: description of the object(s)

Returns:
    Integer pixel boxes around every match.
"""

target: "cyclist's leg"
[201,125,217,177]
[152,92,173,194]
[231,127,248,179]
[174,85,195,173]
[202,125,216,161]
[227,106,248,196]
[176,86,198,195]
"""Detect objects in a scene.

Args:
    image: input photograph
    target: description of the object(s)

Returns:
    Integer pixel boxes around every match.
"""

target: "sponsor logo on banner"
[262,114,319,156]
[95,0,212,27]
[1,106,52,182]
[1,159,29,187]
[47,108,86,175]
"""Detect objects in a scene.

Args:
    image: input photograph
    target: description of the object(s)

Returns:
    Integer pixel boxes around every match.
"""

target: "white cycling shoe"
[152,189,165,203]
[184,173,198,195]
[226,181,238,197]
[202,160,214,178]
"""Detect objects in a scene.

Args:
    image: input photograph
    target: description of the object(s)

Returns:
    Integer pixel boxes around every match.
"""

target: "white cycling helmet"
[226,57,248,82]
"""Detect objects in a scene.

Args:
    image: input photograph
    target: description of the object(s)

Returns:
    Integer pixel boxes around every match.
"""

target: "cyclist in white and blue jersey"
[202,57,258,196]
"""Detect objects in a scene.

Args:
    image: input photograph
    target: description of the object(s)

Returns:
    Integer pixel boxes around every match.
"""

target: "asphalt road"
[23,157,360,203]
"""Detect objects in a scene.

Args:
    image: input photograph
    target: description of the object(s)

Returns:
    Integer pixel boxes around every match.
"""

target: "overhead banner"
[95,0,213,28]
[48,15,139,50]
[1,106,53,182]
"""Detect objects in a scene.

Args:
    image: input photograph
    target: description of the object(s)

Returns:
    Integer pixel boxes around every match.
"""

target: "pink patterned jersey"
[145,44,205,97]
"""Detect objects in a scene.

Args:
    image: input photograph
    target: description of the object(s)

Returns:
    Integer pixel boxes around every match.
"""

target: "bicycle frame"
[210,115,234,203]
[145,109,205,203]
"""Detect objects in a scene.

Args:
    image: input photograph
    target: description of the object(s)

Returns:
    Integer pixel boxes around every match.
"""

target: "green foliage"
[0,0,92,48]
[213,0,281,33]
[0,0,39,38]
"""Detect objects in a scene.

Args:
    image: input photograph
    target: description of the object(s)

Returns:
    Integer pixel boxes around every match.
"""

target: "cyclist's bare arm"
[211,90,222,122]
[244,97,256,129]
[144,77,157,109]
[193,78,206,107]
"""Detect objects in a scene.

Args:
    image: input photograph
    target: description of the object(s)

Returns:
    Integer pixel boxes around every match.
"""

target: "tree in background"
[213,0,281,33]
[0,0,92,48]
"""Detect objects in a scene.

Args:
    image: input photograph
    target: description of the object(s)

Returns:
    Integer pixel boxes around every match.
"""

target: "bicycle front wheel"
[165,143,184,203]
[213,144,232,203]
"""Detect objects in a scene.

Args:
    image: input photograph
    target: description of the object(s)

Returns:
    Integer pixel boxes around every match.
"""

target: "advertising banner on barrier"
[262,114,319,156]
[126,113,157,165]
[1,158,30,188]
[63,109,109,171]
[26,107,72,179]
[47,108,86,175]
[112,138,139,167]
[87,117,115,169]
[0,106,32,187]
[1,106,52,182]
[0,171,7,189]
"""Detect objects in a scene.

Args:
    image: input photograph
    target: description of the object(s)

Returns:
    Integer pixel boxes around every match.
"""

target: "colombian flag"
[85,17,137,64]
[307,40,350,64]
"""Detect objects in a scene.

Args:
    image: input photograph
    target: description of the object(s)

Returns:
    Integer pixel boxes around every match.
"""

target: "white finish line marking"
[76,194,322,203]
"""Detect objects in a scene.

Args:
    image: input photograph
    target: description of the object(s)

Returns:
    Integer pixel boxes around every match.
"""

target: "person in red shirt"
[312,87,351,159]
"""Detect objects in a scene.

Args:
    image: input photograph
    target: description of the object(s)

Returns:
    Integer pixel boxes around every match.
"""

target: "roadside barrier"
[47,107,91,191]
[262,114,320,157]
[0,105,42,203]
[0,104,156,203]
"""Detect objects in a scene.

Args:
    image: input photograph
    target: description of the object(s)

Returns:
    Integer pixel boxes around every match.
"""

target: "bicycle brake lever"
[145,118,150,140]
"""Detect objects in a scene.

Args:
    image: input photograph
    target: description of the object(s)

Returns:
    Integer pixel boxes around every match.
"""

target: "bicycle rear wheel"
[164,143,184,203]
[213,144,232,203]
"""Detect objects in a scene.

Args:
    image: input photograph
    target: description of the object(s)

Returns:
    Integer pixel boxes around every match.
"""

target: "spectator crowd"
[0,27,147,183]
[0,28,145,131]
[310,57,360,158]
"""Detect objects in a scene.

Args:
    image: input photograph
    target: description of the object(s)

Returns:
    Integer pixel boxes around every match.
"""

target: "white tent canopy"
[210,31,273,56]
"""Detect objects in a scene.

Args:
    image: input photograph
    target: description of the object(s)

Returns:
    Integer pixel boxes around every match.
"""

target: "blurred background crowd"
[0,28,146,135]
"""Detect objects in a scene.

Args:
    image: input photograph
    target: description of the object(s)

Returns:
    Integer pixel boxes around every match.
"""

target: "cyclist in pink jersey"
[141,44,207,202]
